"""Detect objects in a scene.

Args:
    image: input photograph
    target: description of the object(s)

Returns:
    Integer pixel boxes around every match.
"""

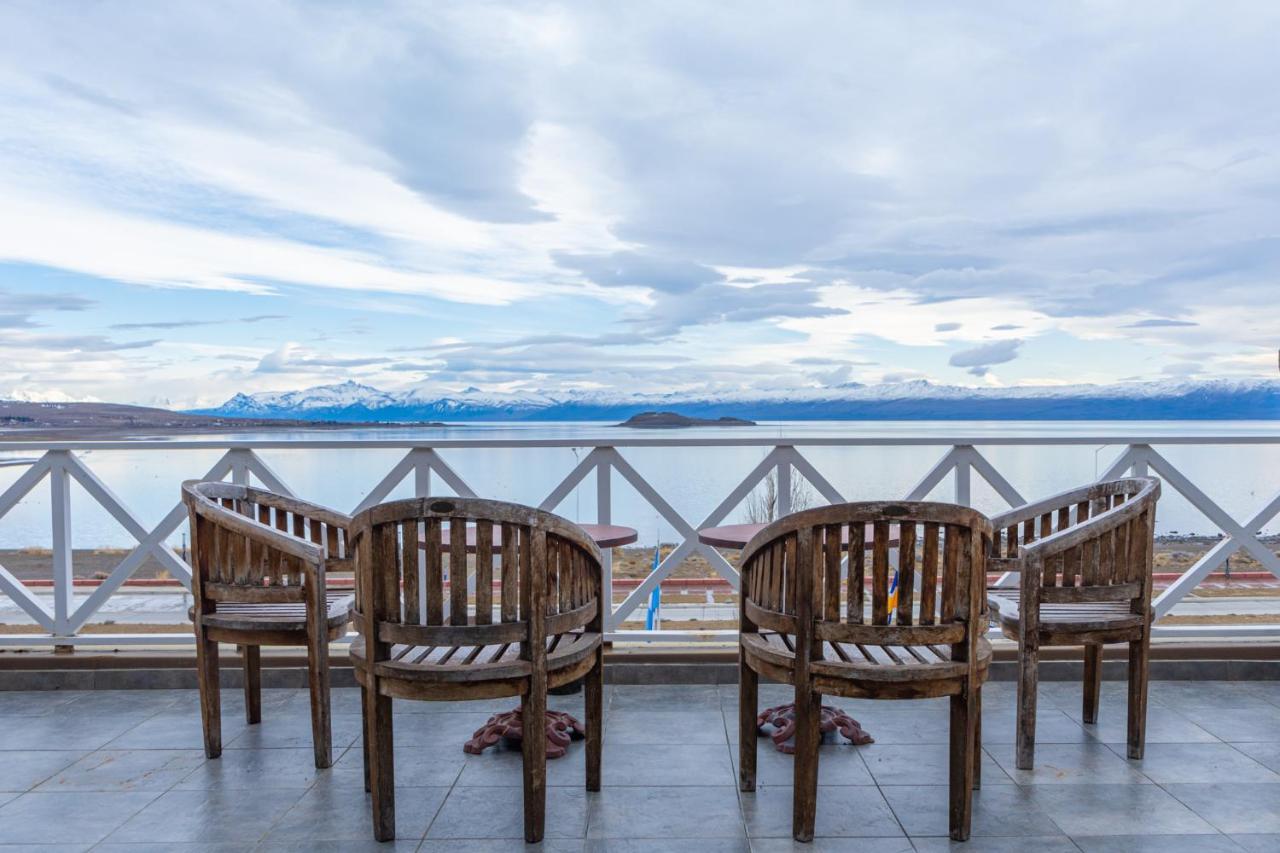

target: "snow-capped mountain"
[190,378,1280,421]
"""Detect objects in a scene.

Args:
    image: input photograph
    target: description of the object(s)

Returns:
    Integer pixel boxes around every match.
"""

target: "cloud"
[1122,318,1199,329]
[0,290,93,312]
[254,344,392,374]
[0,332,158,351]
[949,339,1023,377]
[934,322,961,332]
[111,314,290,330]
[634,282,846,335]
[552,251,720,293]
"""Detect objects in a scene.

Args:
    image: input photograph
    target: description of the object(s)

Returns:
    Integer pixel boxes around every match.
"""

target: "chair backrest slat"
[352,498,602,653]
[182,481,350,605]
[741,503,991,654]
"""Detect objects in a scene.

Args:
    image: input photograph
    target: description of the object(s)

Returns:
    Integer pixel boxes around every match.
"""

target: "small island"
[616,411,757,429]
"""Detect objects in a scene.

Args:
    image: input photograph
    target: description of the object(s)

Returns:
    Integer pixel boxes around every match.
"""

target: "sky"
[0,1,1277,408]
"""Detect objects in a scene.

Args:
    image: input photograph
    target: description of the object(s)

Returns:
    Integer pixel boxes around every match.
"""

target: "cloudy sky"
[0,1,1277,407]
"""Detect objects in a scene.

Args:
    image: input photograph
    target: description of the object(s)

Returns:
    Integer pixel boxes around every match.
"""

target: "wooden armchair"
[351,497,605,843]
[986,477,1160,769]
[182,480,354,769]
[739,502,992,842]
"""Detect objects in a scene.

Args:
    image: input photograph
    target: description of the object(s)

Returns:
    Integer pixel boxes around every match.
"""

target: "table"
[456,522,639,759]
[699,522,876,753]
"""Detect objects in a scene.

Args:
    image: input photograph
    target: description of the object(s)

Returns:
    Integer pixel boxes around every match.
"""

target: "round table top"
[698,522,895,550]
[423,523,639,551]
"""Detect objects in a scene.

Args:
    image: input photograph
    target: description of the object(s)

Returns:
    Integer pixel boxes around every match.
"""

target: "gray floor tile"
[612,685,720,710]
[605,710,727,745]
[1071,834,1247,852]
[385,710,500,749]
[755,838,914,853]
[741,785,903,838]
[587,839,748,853]
[96,845,254,852]
[106,710,247,751]
[0,845,92,853]
[1232,835,1280,852]
[1123,742,1280,784]
[734,740,876,786]
[979,708,1093,745]
[602,743,735,786]
[812,708,950,745]
[0,750,90,791]
[35,748,205,792]
[264,784,446,842]
[1180,707,1280,743]
[1025,783,1218,835]
[420,841,584,853]
[0,691,82,717]
[990,741,1149,785]
[104,787,308,844]
[0,791,162,844]
[60,690,184,716]
[175,746,336,790]
[1150,682,1277,711]
[224,711,362,751]
[589,785,745,838]
[428,785,588,839]
[1080,704,1221,744]
[329,743,466,788]
[1165,783,1280,834]
[911,838,1080,853]
[882,784,1062,838]
[0,711,149,751]
[454,744,587,787]
[1233,743,1280,774]
[860,743,1012,786]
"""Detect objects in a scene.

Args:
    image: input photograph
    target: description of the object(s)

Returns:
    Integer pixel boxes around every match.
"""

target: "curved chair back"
[182,480,352,606]
[350,497,603,668]
[991,477,1159,605]
[741,501,992,654]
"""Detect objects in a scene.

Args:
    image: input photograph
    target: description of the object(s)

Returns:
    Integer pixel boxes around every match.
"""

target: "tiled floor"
[0,680,1277,851]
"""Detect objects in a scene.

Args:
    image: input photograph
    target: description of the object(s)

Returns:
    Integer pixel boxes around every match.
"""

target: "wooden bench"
[986,476,1160,769]
[351,497,605,843]
[738,501,992,842]
[182,480,354,769]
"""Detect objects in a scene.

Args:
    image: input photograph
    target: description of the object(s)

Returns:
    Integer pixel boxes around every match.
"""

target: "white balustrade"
[0,436,1276,646]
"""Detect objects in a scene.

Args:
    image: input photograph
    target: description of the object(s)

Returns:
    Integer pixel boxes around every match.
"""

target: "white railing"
[0,436,1277,647]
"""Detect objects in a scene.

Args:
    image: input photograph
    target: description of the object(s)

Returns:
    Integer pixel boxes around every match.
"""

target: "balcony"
[0,680,1277,848]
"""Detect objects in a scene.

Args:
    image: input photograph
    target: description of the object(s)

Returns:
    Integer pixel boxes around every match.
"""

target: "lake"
[1,420,1278,549]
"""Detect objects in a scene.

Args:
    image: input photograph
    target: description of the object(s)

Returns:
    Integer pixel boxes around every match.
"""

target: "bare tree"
[745,469,814,523]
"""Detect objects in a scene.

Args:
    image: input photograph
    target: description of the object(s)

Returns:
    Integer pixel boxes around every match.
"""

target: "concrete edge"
[0,658,1276,690]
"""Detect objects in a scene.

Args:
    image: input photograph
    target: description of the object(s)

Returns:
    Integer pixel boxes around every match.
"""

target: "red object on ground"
[463,708,586,759]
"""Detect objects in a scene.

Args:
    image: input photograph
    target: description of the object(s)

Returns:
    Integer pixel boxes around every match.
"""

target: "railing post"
[597,455,614,631]
[414,452,432,496]
[954,445,972,506]
[1132,445,1150,477]
[49,451,74,651]
[229,449,251,486]
[776,449,792,518]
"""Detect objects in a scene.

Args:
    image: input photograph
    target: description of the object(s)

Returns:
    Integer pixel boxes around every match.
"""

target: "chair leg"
[521,686,548,843]
[360,674,371,793]
[363,678,395,841]
[1016,646,1039,771]
[194,625,221,759]
[949,684,978,842]
[585,645,604,793]
[241,645,261,725]
[306,635,333,769]
[791,686,821,843]
[1083,643,1103,725]
[972,686,982,790]
[738,656,758,793]
[1127,633,1151,759]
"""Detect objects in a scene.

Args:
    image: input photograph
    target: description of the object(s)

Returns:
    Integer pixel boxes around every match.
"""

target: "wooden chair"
[739,501,992,842]
[986,476,1160,770]
[182,480,354,769]
[350,497,605,843]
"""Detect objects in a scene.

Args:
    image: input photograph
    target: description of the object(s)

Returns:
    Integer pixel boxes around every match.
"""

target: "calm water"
[1,420,1278,548]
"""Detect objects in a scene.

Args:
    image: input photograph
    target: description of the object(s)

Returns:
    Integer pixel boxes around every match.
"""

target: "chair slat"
[449,518,468,626]
[897,522,916,626]
[476,519,493,625]
[920,522,938,625]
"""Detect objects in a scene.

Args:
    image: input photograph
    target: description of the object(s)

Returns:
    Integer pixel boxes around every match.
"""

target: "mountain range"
[192,378,1280,421]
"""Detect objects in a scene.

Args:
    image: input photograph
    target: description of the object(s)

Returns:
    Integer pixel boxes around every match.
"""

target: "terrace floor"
[0,680,1277,851]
